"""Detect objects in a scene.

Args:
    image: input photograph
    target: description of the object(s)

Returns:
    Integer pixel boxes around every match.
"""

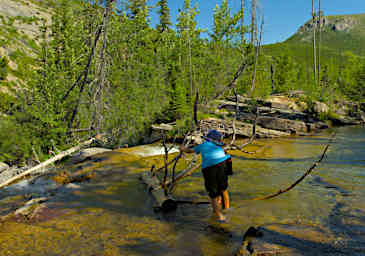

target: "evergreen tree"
[157,0,171,33]
[210,0,243,43]
[272,54,299,93]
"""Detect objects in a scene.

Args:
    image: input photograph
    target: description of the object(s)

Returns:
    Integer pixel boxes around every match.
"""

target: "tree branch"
[247,132,336,201]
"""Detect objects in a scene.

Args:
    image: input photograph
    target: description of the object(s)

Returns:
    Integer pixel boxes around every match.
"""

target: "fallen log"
[140,171,177,212]
[0,137,97,189]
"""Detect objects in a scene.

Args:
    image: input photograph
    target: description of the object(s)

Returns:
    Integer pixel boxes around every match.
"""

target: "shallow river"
[0,126,365,255]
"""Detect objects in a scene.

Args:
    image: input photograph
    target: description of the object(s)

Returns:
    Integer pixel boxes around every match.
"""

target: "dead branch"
[193,90,199,127]
[249,14,264,97]
[211,60,248,101]
[166,158,200,187]
[154,154,182,173]
[225,106,259,153]
[0,137,99,189]
[67,0,115,130]
[246,132,336,202]
[228,88,239,146]
[161,132,169,194]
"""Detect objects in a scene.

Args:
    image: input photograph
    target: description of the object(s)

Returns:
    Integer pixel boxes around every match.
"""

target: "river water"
[0,126,364,255]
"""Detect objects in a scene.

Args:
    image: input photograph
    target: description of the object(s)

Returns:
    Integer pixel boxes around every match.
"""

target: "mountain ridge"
[285,13,365,56]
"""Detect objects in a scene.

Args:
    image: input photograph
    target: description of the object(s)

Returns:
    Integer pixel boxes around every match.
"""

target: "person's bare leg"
[222,190,230,209]
[217,195,222,205]
[211,197,225,221]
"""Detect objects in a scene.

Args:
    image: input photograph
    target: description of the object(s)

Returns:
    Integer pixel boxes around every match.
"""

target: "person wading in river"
[180,129,231,222]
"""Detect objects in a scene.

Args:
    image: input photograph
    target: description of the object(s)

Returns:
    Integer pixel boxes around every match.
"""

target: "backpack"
[225,157,233,176]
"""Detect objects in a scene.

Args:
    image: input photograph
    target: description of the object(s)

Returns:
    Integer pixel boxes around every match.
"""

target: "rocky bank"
[152,95,365,141]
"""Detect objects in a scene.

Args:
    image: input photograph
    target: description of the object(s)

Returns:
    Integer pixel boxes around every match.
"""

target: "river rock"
[256,116,308,134]
[218,100,311,123]
[14,197,48,216]
[235,224,343,256]
[0,166,25,184]
[0,162,9,174]
[313,101,329,115]
[200,118,290,138]
[68,147,112,164]
[307,121,329,132]
[265,95,305,112]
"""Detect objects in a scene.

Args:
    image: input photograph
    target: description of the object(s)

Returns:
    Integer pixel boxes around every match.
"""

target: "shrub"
[0,56,9,80]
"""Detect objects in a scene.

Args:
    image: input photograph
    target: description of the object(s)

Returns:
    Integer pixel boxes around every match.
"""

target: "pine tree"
[157,0,171,33]
[210,0,243,43]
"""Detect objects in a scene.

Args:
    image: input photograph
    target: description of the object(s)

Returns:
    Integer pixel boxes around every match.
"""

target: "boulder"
[200,118,290,138]
[256,116,308,134]
[218,100,310,123]
[68,147,112,164]
[0,166,25,184]
[265,95,305,112]
[0,162,9,174]
[14,197,48,216]
[313,101,329,115]
[307,121,329,132]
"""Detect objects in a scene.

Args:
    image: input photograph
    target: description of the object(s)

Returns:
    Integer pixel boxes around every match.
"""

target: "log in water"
[140,171,177,212]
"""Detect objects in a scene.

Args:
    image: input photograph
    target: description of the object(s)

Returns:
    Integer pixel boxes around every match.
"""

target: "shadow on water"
[308,175,352,197]
[258,227,344,256]
[119,238,171,256]
[255,200,365,256]
[327,202,365,250]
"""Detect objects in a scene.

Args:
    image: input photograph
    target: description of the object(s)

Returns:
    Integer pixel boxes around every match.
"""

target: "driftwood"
[140,171,177,212]
[0,137,97,189]
[243,133,336,202]
[167,155,199,187]
[226,104,260,153]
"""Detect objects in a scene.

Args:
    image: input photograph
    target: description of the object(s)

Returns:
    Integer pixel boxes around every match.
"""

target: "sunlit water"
[0,126,365,255]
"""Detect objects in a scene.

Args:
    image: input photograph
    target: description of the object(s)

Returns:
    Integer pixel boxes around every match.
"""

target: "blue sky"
[146,0,365,45]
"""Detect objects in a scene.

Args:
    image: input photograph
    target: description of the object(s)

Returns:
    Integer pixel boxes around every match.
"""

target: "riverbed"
[0,126,364,255]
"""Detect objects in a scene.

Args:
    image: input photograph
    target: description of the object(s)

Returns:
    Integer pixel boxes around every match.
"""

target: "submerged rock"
[68,147,112,164]
[14,197,48,216]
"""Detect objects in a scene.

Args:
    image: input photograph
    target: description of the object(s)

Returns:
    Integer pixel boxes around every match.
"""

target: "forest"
[0,0,364,166]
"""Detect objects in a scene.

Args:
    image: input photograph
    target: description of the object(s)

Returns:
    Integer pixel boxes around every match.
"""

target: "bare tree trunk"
[312,0,317,83]
[67,0,115,130]
[251,0,256,44]
[270,63,275,92]
[318,0,321,87]
[249,15,264,96]
[92,0,112,133]
[241,0,245,45]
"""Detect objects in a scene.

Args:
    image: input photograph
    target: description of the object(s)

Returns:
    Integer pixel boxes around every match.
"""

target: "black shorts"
[202,162,228,199]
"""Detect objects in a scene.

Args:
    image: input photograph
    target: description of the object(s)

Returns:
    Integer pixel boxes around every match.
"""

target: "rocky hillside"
[264,13,365,66]
[0,0,52,86]
[290,13,365,56]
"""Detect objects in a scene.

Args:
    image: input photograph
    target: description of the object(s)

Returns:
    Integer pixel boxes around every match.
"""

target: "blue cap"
[203,130,224,145]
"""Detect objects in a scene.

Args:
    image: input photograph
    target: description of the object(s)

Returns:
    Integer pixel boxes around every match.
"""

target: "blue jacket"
[194,141,230,169]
